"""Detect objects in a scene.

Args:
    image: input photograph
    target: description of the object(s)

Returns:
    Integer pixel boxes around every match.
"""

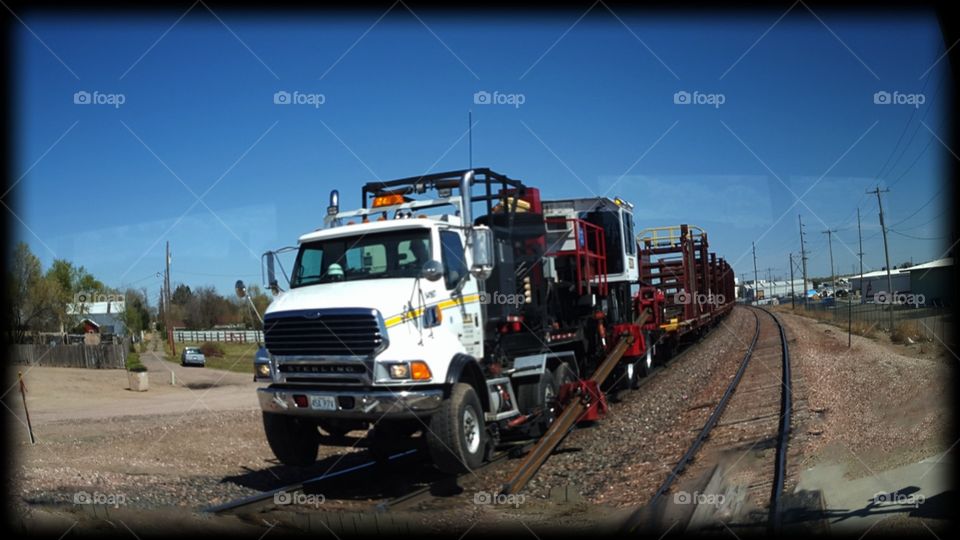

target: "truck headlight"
[256,363,271,378]
[389,363,410,379]
[387,361,432,381]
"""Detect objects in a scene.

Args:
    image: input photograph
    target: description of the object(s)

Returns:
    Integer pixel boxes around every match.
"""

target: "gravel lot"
[9,307,952,535]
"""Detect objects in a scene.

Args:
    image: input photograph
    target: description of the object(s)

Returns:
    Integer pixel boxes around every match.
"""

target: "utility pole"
[868,186,894,330]
[752,241,759,303]
[822,229,837,297]
[798,215,808,306]
[789,253,796,309]
[165,241,175,356]
[857,207,864,304]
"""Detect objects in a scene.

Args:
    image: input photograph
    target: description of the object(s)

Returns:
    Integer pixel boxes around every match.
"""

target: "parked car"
[181,347,206,367]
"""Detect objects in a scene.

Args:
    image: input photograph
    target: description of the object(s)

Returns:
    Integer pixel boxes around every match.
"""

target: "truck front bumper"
[257,386,444,420]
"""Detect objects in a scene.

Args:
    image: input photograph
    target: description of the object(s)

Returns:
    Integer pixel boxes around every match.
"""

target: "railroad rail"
[622,306,792,534]
[205,313,728,518]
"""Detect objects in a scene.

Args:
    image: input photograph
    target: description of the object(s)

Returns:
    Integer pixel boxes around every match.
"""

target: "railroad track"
[622,306,792,534]
[204,324,723,518]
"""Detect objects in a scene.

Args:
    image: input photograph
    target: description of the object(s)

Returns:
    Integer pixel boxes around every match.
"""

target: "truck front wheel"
[425,383,486,474]
[262,411,320,467]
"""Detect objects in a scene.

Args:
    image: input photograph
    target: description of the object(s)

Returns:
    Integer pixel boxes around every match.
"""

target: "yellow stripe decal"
[384,294,481,328]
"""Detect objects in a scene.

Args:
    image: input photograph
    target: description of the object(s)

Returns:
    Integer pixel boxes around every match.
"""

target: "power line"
[895,207,948,231]
[888,186,944,228]
[883,70,947,183]
[889,229,948,241]
[874,68,937,180]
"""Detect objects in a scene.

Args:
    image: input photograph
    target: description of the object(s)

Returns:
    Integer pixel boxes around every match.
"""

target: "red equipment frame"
[544,217,608,296]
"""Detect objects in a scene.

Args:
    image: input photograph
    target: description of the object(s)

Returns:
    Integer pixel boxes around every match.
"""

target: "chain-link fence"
[796,301,951,344]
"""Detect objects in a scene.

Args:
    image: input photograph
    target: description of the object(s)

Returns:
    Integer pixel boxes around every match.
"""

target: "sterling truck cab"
[254,169,642,473]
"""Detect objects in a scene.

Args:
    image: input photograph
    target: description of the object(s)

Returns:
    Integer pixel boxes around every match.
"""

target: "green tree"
[122,288,151,335]
[171,284,193,306]
[8,243,64,342]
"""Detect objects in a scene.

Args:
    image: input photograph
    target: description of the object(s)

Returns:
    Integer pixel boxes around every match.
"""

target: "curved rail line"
[622,306,792,534]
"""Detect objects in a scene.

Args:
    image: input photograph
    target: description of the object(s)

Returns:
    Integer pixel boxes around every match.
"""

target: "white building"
[848,268,911,300]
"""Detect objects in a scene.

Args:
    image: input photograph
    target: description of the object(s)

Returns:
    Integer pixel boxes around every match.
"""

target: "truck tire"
[425,383,486,474]
[516,370,559,437]
[262,412,320,467]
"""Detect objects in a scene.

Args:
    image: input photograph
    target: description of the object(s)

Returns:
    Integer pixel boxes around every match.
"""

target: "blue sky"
[11,6,952,302]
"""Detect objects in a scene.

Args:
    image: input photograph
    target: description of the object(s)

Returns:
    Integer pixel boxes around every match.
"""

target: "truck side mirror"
[265,252,279,294]
[421,260,444,282]
[470,225,494,280]
[235,280,247,298]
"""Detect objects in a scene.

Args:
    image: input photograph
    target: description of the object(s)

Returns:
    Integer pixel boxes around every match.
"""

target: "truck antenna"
[468,110,473,169]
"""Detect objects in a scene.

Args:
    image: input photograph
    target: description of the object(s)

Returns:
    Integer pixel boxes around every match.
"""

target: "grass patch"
[169,341,259,374]
[891,321,925,344]
[790,307,878,338]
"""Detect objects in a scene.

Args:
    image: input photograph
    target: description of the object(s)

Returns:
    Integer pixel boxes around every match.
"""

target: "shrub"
[126,352,147,372]
[891,321,924,344]
[199,341,226,357]
[850,321,876,338]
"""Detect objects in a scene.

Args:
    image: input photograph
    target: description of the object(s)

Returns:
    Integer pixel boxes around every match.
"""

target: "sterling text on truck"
[251,169,735,473]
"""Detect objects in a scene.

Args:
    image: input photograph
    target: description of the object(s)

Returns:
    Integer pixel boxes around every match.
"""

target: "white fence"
[173,330,263,343]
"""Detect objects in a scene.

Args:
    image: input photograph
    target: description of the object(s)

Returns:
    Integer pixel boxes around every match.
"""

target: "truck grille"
[264,309,385,357]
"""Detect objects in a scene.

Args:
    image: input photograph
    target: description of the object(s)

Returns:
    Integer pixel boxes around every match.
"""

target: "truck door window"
[624,212,636,255]
[440,231,467,290]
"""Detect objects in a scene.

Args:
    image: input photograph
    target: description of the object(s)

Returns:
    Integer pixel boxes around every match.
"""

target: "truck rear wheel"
[426,383,486,474]
[262,412,320,467]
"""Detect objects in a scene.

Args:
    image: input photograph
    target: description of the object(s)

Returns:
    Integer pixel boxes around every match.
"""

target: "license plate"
[310,395,337,411]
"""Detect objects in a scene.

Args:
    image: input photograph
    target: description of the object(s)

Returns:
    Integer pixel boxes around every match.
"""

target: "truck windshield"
[291,229,432,287]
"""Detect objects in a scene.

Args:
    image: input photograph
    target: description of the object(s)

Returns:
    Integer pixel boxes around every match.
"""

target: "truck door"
[440,230,484,359]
